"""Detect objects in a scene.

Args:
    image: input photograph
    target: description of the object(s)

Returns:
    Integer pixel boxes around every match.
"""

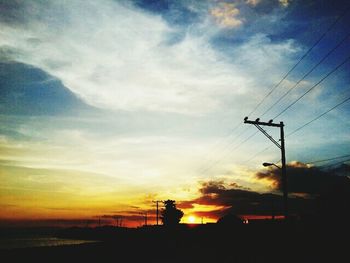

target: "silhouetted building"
[217,213,243,226]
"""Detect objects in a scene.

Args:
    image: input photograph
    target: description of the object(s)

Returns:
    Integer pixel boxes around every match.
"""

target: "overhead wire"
[247,7,350,118]
[286,95,350,137]
[197,125,249,174]
[306,154,350,164]
[243,94,350,164]
[273,54,350,119]
[217,12,350,168]
[197,122,242,163]
[196,8,350,175]
[198,54,350,174]
[318,158,350,168]
[199,130,258,174]
[260,32,350,117]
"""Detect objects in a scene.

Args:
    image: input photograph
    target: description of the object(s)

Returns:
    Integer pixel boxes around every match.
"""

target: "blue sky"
[0,0,349,225]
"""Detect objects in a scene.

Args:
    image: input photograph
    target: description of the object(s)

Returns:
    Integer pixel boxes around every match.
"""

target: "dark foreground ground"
[0,220,348,263]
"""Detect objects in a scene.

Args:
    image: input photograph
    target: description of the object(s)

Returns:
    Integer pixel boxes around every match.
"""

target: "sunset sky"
[1,0,350,227]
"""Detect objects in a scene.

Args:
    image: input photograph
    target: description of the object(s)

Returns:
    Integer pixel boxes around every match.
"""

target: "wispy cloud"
[210,2,243,28]
[0,0,298,116]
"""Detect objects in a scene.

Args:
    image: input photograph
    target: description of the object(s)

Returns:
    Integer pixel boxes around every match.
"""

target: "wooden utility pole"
[244,117,288,219]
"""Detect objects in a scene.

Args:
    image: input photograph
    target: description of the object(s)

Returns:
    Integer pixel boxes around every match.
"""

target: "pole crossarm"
[244,117,282,128]
[254,124,281,149]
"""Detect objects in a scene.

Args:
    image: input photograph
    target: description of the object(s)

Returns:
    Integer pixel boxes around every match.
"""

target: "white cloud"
[0,1,304,178]
[246,0,261,7]
[0,0,252,115]
[1,0,298,117]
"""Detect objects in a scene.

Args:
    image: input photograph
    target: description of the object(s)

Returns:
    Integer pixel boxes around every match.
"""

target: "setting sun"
[188,216,196,224]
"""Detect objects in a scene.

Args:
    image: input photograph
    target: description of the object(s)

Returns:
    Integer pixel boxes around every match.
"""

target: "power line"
[201,77,350,174]
[243,144,273,164]
[247,8,350,117]
[197,125,253,174]
[235,12,350,168]
[196,9,350,175]
[260,32,350,117]
[198,122,241,163]
[243,95,350,164]
[319,158,350,168]
[287,95,350,137]
[306,154,350,164]
[199,130,257,174]
[273,54,350,119]
[199,130,258,175]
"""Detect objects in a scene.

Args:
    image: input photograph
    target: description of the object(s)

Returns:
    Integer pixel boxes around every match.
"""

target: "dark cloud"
[0,62,94,116]
[180,169,350,219]
[255,162,350,195]
[0,0,70,26]
[199,180,250,195]
[255,162,350,219]
[180,180,294,216]
[229,182,251,190]
[199,180,226,194]
[177,201,194,209]
[0,0,25,24]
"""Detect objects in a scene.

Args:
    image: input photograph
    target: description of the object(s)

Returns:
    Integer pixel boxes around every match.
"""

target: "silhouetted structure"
[160,200,183,226]
[152,200,163,225]
[244,117,288,219]
[217,213,243,226]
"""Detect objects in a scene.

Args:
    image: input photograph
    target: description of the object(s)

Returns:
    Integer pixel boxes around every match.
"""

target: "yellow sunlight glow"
[188,216,196,223]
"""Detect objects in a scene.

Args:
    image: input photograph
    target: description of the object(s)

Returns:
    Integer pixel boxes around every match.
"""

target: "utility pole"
[140,212,148,226]
[152,200,163,225]
[244,117,288,219]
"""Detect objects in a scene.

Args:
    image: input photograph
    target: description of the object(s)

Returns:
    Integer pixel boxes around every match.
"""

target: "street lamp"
[262,162,281,169]
[263,162,287,221]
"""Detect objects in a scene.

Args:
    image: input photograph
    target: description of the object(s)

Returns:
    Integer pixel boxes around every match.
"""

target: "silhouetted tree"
[161,200,184,226]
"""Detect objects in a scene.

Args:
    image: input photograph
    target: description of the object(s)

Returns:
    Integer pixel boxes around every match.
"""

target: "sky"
[0,0,350,227]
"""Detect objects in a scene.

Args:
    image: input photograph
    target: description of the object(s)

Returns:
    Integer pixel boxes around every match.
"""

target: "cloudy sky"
[0,0,350,226]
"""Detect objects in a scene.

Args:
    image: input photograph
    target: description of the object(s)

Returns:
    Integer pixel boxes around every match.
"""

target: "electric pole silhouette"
[244,117,288,219]
[140,212,148,226]
[152,200,163,225]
